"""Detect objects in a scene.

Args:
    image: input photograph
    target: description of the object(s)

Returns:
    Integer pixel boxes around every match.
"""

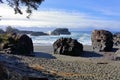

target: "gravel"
[0,45,120,80]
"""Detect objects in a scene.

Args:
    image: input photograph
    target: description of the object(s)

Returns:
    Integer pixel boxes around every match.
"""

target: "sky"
[0,0,120,31]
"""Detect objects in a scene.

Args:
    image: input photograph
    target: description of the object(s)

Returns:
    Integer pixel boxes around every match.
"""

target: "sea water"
[29,31,92,46]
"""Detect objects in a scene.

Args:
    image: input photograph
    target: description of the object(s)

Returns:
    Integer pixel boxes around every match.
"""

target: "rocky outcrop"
[113,33,120,47]
[0,33,33,55]
[91,30,113,51]
[6,26,20,33]
[30,32,48,36]
[51,28,71,35]
[53,38,83,56]
[5,26,48,36]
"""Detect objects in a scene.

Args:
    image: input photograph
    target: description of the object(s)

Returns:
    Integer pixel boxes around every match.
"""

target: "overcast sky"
[0,0,120,31]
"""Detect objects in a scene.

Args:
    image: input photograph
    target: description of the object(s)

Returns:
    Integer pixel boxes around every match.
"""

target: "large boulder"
[53,38,83,56]
[91,30,113,51]
[113,33,120,47]
[51,28,71,35]
[0,33,33,55]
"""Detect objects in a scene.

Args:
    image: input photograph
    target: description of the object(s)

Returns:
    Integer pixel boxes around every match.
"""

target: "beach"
[1,45,120,80]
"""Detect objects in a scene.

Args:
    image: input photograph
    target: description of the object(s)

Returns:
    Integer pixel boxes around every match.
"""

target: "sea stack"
[51,28,71,35]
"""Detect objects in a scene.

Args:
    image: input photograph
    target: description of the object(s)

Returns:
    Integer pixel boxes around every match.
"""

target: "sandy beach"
[0,45,120,80]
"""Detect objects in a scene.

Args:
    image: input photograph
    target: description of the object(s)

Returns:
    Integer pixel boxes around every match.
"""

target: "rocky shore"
[0,29,120,80]
[0,45,120,80]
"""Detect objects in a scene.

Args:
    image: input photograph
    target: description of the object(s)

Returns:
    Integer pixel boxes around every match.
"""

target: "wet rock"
[113,33,120,47]
[53,38,83,56]
[91,30,113,51]
[51,28,71,35]
[0,33,33,55]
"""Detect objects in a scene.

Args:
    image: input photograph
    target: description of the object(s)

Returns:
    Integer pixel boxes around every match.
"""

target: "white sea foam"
[29,31,92,46]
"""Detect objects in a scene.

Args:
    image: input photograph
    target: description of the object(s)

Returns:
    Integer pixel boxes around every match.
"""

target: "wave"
[29,31,92,46]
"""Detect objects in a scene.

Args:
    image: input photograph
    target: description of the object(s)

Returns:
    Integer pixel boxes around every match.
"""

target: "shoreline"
[33,45,119,61]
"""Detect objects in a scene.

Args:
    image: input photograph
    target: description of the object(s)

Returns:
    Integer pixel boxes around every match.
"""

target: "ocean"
[29,31,92,46]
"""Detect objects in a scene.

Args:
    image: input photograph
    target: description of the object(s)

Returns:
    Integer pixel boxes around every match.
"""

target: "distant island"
[0,26,71,36]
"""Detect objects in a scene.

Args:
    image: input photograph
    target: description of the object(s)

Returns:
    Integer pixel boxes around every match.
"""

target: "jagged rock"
[0,33,33,55]
[91,30,113,51]
[53,38,83,56]
[51,28,71,35]
[113,33,120,47]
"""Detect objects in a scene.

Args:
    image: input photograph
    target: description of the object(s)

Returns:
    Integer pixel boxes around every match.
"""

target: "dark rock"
[30,32,48,36]
[0,33,33,55]
[19,30,33,34]
[51,28,71,35]
[115,49,120,54]
[115,49,120,60]
[15,34,33,54]
[113,33,120,47]
[53,38,83,56]
[0,62,8,80]
[91,30,113,51]
[5,26,48,36]
[6,26,20,33]
[0,29,5,34]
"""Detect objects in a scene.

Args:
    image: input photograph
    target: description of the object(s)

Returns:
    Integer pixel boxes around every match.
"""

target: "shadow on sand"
[81,51,103,58]
[0,54,58,80]
[34,52,56,59]
[112,48,119,52]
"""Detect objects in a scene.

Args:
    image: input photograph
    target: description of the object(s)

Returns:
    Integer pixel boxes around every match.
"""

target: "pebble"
[1,53,120,80]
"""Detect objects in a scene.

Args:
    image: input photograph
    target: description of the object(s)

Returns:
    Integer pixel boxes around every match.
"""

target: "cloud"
[0,4,120,31]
